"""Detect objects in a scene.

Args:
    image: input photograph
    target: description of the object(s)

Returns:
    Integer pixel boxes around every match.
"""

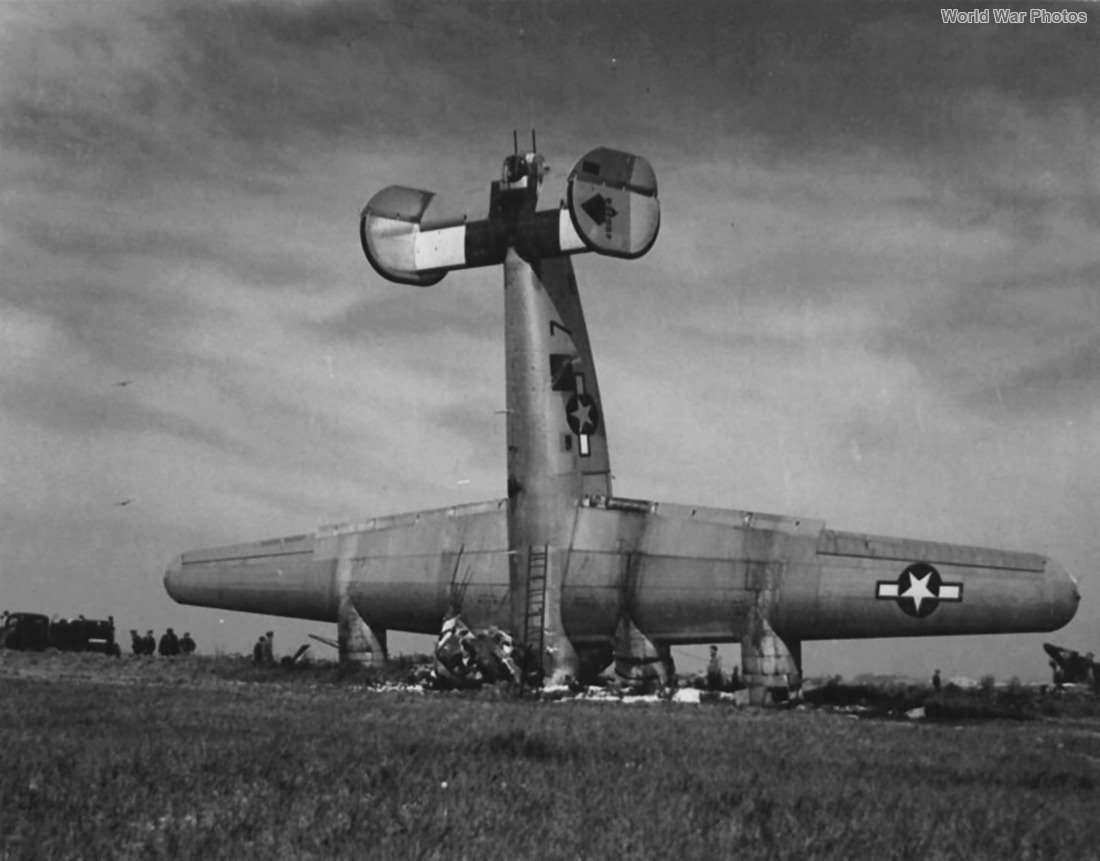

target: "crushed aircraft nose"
[433,614,521,688]
[468,627,522,685]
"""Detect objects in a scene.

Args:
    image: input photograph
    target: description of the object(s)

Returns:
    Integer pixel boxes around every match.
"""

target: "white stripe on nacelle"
[558,209,585,253]
[414,224,468,272]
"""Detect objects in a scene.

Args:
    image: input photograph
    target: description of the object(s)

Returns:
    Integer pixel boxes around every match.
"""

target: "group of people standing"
[130,628,196,656]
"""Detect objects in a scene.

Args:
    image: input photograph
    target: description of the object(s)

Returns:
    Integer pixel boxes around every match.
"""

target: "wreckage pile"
[432,616,522,688]
[424,612,714,699]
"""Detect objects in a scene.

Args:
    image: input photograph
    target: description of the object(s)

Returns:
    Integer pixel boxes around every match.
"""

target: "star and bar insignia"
[550,353,600,457]
[876,562,962,618]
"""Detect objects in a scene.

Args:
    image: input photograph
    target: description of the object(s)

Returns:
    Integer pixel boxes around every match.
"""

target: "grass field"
[2,654,1099,860]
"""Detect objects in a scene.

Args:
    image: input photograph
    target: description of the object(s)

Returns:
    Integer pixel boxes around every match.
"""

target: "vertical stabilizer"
[504,250,599,683]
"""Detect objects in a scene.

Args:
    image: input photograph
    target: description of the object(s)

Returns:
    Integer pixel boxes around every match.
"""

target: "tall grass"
[2,668,1099,860]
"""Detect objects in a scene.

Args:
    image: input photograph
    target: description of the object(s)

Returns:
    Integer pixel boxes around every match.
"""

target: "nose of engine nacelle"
[1045,557,1080,631]
[164,555,184,603]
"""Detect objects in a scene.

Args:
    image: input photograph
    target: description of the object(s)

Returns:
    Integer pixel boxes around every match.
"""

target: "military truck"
[0,612,121,656]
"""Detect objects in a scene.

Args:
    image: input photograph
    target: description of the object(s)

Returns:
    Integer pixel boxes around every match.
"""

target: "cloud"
[308,284,498,345]
[0,0,523,198]
[970,333,1100,416]
[2,374,244,455]
[6,0,1096,248]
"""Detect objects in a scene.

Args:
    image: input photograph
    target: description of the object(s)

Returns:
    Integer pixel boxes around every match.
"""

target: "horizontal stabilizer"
[567,148,660,258]
[361,186,586,285]
[360,147,662,285]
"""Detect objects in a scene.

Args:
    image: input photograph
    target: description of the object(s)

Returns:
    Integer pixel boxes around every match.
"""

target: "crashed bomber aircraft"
[166,142,1079,701]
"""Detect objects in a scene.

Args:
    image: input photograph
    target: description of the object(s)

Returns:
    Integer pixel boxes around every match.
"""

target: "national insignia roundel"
[875,562,963,618]
[565,393,600,436]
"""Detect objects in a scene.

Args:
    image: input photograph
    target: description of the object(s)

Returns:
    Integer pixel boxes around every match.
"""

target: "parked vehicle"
[0,612,121,656]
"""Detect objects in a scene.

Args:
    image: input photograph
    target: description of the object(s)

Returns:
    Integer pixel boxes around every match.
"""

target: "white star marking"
[570,400,594,433]
[900,571,937,613]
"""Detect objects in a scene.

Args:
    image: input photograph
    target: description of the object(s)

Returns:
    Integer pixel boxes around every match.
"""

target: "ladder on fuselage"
[522,544,549,686]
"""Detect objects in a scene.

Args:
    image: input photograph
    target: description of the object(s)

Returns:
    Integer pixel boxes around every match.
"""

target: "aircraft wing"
[166,495,1077,646]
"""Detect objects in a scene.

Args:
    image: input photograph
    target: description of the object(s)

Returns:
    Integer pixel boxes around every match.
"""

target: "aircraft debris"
[1043,642,1099,690]
[308,633,339,650]
[432,613,521,689]
[280,643,311,667]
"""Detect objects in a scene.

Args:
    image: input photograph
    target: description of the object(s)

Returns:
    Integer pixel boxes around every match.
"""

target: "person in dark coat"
[142,630,156,655]
[179,632,196,655]
[252,636,266,665]
[130,629,143,655]
[706,645,724,692]
[158,628,180,657]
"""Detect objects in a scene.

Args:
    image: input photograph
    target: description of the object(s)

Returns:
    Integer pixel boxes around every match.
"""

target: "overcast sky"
[2,0,1097,680]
